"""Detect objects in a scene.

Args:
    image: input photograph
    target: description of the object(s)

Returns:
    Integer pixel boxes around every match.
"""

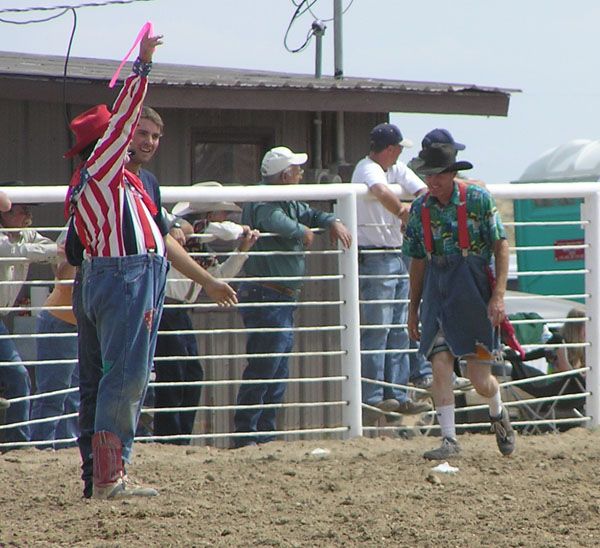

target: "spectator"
[0,190,10,212]
[351,123,431,425]
[422,128,486,189]
[153,182,258,444]
[548,308,586,373]
[125,105,164,217]
[30,255,79,449]
[0,190,10,412]
[64,29,237,499]
[233,146,352,448]
[0,182,60,447]
[404,143,515,460]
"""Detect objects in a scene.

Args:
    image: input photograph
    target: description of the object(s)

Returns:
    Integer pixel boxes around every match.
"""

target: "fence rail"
[0,182,597,449]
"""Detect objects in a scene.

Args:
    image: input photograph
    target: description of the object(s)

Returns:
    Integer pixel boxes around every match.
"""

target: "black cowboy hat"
[408,143,473,177]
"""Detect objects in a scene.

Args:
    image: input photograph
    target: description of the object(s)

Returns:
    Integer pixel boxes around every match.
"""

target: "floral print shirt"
[402,182,506,262]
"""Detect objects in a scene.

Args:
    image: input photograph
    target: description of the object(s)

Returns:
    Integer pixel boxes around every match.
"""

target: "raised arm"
[85,30,163,182]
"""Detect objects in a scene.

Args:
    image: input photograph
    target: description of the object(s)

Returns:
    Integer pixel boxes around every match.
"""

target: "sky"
[0,0,599,184]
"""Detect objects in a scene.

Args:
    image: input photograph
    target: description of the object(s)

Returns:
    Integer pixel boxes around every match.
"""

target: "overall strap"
[420,182,470,259]
[420,193,433,259]
[456,182,469,257]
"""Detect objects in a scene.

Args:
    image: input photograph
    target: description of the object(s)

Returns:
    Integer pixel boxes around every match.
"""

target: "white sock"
[436,405,456,439]
[488,389,503,418]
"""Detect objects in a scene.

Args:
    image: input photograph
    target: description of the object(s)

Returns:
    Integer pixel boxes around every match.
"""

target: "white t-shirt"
[351,156,426,248]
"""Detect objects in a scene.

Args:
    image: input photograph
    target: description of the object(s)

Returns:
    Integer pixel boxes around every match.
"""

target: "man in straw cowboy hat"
[153,182,258,444]
[403,142,515,460]
[64,29,236,499]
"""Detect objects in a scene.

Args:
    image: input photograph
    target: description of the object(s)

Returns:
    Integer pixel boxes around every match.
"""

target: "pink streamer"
[108,21,154,88]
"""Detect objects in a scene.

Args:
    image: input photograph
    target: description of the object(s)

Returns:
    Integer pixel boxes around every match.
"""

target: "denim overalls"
[419,253,495,359]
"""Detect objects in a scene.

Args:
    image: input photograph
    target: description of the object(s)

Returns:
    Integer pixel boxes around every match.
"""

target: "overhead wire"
[0,0,154,145]
[0,8,69,24]
[62,8,77,131]
[304,0,355,23]
[0,0,153,16]
[284,0,320,53]
[285,0,355,54]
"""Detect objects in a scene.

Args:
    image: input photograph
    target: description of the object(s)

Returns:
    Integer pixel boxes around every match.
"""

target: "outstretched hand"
[139,30,163,63]
[204,278,238,307]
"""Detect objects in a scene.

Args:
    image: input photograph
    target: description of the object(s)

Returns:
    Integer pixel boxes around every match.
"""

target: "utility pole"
[333,0,343,80]
[312,20,326,171]
[333,0,346,169]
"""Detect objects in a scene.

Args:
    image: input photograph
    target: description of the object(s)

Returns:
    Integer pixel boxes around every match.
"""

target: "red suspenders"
[420,182,469,258]
[420,183,526,358]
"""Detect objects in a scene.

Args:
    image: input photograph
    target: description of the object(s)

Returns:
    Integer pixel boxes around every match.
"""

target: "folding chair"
[502,348,586,434]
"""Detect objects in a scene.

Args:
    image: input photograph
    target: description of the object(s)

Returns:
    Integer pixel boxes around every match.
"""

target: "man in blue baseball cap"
[352,123,433,424]
[422,128,465,151]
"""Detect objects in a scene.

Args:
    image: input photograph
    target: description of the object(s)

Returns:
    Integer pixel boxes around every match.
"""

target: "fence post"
[335,191,363,437]
[583,193,600,427]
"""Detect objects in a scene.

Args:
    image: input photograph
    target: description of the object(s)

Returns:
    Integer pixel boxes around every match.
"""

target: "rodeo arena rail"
[0,182,598,450]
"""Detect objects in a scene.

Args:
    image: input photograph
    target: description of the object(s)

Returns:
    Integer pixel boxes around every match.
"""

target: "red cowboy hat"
[64,104,111,159]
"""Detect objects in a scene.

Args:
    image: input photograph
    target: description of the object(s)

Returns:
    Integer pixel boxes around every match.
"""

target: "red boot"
[92,431,158,499]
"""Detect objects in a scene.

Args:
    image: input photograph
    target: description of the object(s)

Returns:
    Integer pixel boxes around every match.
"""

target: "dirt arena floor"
[1,428,599,547]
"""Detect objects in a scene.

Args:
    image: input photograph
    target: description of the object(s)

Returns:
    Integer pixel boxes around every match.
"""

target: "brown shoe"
[397,399,432,415]
[490,407,516,456]
[376,399,401,413]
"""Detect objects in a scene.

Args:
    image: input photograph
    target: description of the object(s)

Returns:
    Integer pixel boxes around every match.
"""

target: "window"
[192,130,272,185]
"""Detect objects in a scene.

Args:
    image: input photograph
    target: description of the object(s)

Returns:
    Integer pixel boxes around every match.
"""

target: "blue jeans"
[30,310,79,448]
[74,254,167,497]
[359,250,412,405]
[234,283,296,447]
[0,319,31,444]
[403,256,432,383]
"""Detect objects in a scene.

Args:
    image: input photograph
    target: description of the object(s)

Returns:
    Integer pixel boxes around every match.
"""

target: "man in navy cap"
[351,123,432,424]
[422,128,466,151]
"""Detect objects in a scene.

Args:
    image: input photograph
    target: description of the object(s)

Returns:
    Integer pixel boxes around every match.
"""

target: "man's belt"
[260,282,297,298]
[358,246,402,252]
[164,296,185,305]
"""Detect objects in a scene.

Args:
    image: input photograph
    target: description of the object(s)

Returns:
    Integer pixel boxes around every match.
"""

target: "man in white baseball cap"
[260,146,308,178]
[232,146,352,448]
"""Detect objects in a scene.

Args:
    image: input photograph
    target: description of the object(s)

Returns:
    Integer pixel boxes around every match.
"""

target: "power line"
[285,0,355,54]
[284,0,320,53]
[0,8,69,24]
[0,0,153,16]
[292,0,354,23]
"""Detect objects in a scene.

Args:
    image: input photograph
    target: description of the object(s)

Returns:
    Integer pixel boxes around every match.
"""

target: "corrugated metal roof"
[0,51,518,115]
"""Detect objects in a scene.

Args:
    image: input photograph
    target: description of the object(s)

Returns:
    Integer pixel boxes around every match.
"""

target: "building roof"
[0,50,517,115]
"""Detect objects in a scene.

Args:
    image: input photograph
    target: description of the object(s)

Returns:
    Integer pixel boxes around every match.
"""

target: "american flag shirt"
[68,61,165,259]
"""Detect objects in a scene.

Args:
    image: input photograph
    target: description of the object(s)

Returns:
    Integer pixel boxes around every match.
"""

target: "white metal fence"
[0,182,597,449]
